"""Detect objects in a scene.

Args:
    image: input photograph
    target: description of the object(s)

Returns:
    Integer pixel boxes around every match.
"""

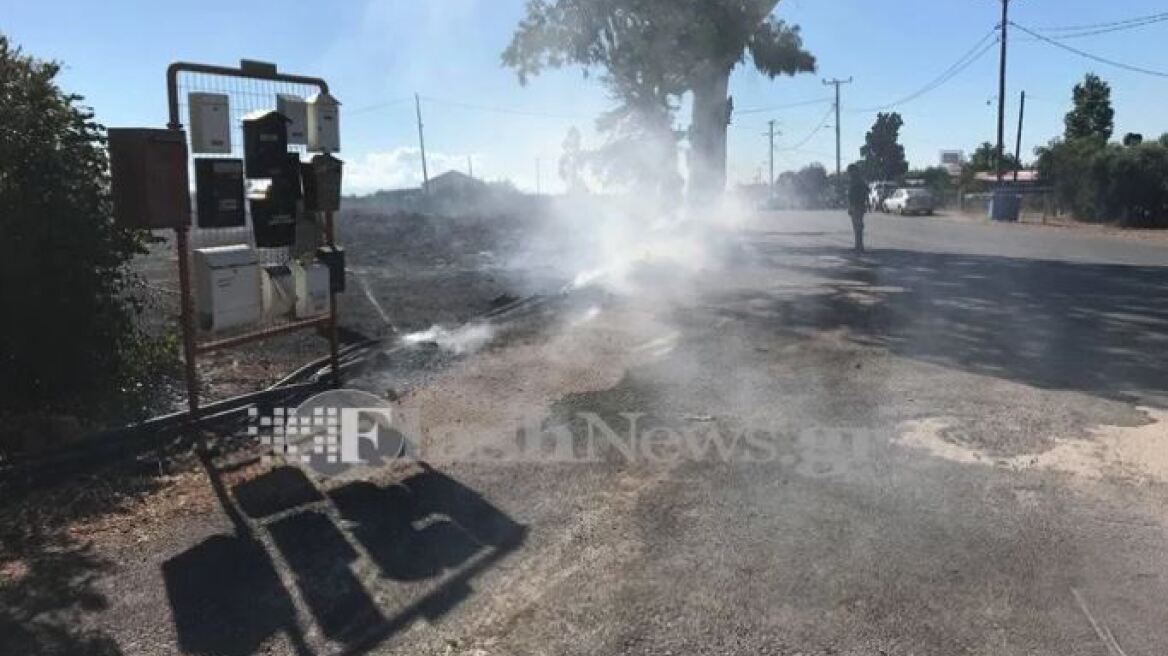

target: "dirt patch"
[896,407,1168,484]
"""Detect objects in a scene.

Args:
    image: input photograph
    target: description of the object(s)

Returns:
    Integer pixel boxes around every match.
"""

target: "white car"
[868,181,897,212]
[884,188,936,216]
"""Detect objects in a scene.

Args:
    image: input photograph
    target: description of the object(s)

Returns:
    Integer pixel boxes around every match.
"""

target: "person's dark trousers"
[849,210,865,253]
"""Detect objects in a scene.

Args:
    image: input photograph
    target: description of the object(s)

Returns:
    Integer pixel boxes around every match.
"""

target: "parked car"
[868,181,897,212]
[884,187,936,215]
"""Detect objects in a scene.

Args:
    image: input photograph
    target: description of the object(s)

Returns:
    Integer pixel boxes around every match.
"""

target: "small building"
[425,170,487,197]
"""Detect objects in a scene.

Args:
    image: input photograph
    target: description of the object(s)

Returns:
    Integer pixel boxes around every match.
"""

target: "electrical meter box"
[188,93,232,154]
[242,110,290,178]
[194,158,245,228]
[274,153,303,201]
[249,196,297,248]
[108,128,191,230]
[315,245,346,293]
[302,153,343,212]
[276,94,308,145]
[291,261,330,318]
[306,92,340,153]
[194,245,261,332]
[260,264,296,319]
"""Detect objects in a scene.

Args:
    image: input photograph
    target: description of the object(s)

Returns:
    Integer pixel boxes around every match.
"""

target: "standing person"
[846,164,868,253]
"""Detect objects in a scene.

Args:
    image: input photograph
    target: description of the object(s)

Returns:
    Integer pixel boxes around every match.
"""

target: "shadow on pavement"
[163,463,525,655]
[0,473,177,656]
[730,245,1168,407]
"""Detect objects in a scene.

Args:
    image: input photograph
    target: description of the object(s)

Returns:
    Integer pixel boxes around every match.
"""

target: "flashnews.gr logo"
[250,389,413,476]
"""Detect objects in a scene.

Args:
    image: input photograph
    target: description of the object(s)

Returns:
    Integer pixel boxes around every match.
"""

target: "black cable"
[1048,15,1168,40]
[852,29,1000,113]
[778,104,835,151]
[1032,11,1168,34]
[737,97,834,115]
[418,95,587,120]
[1011,21,1168,79]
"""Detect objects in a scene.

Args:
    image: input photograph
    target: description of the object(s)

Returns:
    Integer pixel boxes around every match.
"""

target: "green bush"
[1036,137,1168,228]
[0,35,177,425]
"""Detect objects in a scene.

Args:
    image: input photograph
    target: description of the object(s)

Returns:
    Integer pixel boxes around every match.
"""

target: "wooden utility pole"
[415,93,430,192]
[1013,90,1026,182]
[822,77,853,202]
[766,120,777,187]
[995,0,1011,183]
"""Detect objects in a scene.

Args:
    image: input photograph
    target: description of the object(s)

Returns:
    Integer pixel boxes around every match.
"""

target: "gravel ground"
[3,209,1168,655]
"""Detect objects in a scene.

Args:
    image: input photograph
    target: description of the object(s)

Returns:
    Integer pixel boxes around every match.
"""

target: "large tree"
[859,112,909,181]
[502,0,815,206]
[0,34,173,424]
[967,141,1020,172]
[1064,73,1114,142]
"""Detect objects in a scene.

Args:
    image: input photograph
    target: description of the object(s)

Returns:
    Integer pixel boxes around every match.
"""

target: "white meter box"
[292,261,330,318]
[307,92,340,153]
[276,94,308,145]
[188,93,231,154]
[194,245,261,332]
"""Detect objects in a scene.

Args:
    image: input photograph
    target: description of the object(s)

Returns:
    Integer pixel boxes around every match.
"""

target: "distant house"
[973,170,1040,184]
[425,170,487,196]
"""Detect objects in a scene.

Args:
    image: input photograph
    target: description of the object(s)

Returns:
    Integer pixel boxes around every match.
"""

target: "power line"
[1032,11,1168,34]
[418,95,587,120]
[347,97,414,116]
[1011,21,1168,78]
[851,28,1000,113]
[737,97,833,115]
[778,104,835,151]
[1041,15,1168,40]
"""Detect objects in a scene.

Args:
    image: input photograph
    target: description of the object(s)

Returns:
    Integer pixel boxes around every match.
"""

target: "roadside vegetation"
[0,34,177,442]
[1037,73,1168,227]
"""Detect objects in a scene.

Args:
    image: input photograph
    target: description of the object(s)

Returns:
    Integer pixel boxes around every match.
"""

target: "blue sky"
[6,0,1168,193]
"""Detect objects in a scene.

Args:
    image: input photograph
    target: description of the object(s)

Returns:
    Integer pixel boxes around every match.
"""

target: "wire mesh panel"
[173,69,330,345]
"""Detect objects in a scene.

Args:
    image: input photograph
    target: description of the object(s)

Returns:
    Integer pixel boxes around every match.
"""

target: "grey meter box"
[306,91,340,153]
[189,93,231,154]
[276,94,308,145]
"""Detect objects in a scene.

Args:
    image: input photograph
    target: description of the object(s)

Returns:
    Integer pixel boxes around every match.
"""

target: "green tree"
[0,35,174,424]
[502,0,815,205]
[906,166,955,202]
[967,141,1020,172]
[859,112,909,181]
[1122,133,1144,147]
[1064,73,1114,141]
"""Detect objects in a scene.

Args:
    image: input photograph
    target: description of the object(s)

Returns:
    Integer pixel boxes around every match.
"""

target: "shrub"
[0,35,177,425]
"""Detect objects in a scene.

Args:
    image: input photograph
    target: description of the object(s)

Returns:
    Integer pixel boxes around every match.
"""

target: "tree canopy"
[859,112,909,181]
[1064,73,1114,142]
[967,141,1020,173]
[502,0,815,204]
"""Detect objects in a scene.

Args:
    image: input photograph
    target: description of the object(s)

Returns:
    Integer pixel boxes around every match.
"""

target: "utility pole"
[1013,90,1026,182]
[415,93,430,192]
[823,77,853,200]
[995,0,1012,183]
[535,157,541,195]
[765,120,778,188]
[467,155,473,179]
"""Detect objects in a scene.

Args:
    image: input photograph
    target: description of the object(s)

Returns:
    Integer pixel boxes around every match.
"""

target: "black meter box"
[194,158,245,228]
[302,153,343,212]
[242,110,291,178]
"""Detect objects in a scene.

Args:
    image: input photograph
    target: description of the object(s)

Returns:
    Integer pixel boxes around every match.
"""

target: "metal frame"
[166,60,342,420]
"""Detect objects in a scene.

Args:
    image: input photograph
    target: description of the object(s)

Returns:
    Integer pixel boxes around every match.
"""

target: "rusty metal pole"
[167,67,202,447]
[325,210,341,386]
[175,225,201,418]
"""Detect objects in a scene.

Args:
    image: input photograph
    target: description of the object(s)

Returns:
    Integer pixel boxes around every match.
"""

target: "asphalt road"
[10,210,1168,656]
